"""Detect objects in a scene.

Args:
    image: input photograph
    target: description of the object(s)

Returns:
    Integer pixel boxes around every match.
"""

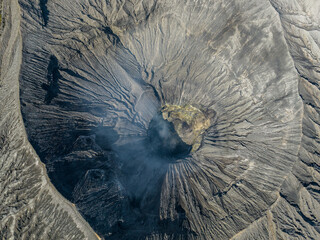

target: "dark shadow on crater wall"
[46,126,119,200]
[41,55,60,104]
[39,0,49,26]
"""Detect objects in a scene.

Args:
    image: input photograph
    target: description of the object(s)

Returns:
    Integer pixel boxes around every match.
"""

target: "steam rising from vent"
[147,113,192,159]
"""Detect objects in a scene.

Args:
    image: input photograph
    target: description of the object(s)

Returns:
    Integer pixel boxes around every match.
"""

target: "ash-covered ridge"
[0,0,320,239]
[0,0,99,239]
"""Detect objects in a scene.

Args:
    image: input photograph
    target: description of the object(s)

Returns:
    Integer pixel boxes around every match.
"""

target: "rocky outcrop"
[0,0,319,239]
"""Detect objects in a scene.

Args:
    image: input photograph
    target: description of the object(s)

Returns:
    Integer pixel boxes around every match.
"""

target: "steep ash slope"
[0,0,99,239]
[0,0,319,239]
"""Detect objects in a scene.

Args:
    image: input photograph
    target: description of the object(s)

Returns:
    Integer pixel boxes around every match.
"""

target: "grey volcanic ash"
[1,0,320,239]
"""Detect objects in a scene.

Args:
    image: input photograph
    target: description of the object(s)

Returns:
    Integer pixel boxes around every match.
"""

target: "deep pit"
[147,114,192,158]
[147,104,215,158]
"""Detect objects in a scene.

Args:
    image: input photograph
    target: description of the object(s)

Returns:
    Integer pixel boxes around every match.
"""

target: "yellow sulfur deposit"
[161,104,213,152]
